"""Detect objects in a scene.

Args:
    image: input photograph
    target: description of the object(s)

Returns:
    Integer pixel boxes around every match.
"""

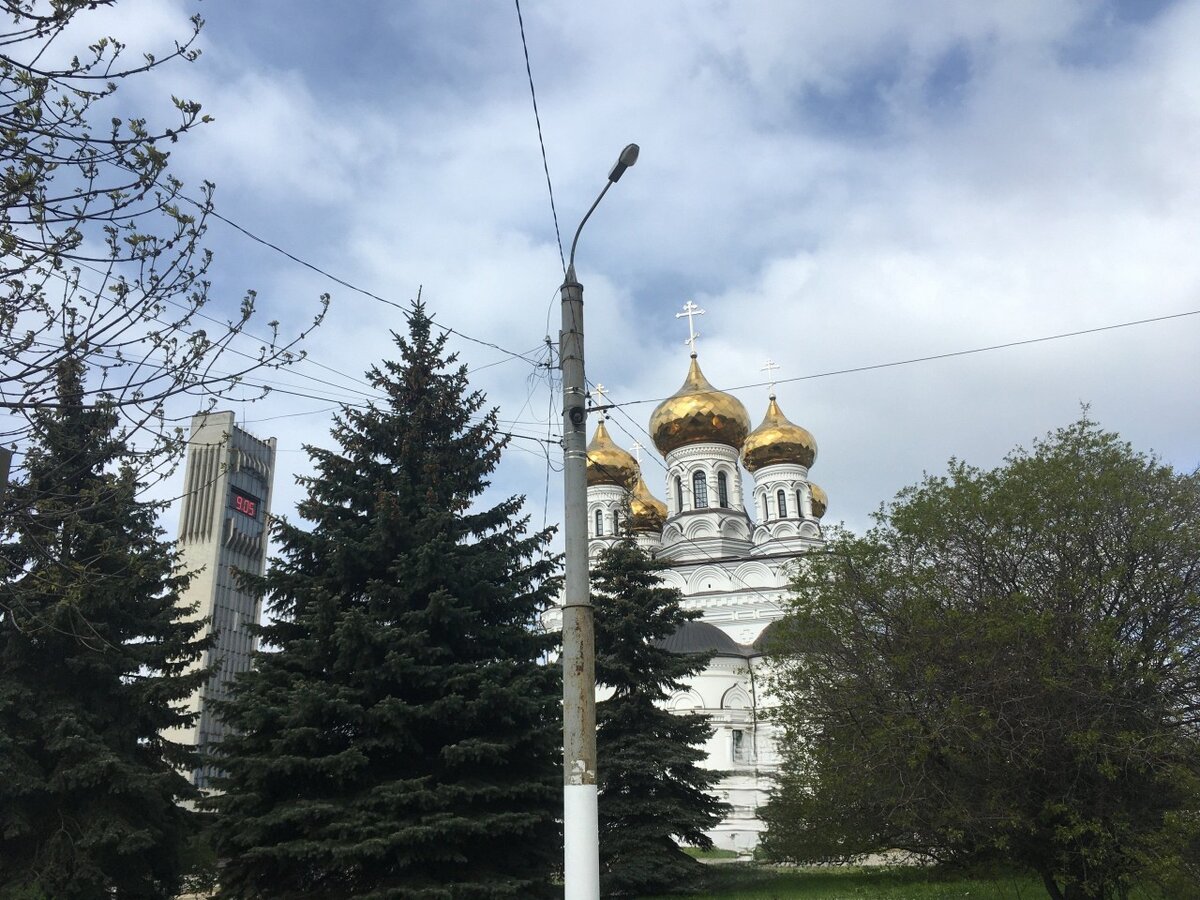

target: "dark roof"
[654,621,750,658]
[752,618,786,655]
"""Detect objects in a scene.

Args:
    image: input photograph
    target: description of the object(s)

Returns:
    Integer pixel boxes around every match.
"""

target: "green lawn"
[635,864,1166,899]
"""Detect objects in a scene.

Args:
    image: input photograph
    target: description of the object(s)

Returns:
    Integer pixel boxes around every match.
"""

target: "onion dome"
[586,419,638,488]
[649,355,751,456]
[741,395,817,472]
[809,482,828,519]
[628,473,667,533]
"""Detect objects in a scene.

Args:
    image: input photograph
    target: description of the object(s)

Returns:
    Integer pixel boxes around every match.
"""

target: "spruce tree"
[592,539,729,897]
[211,304,562,899]
[0,356,208,899]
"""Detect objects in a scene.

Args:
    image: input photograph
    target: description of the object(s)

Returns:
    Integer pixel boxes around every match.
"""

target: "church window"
[594,509,603,536]
[797,489,804,518]
[613,511,621,533]
[732,729,751,764]
[717,471,729,507]
[692,471,709,508]
[675,476,683,512]
[777,489,788,518]
[762,494,769,522]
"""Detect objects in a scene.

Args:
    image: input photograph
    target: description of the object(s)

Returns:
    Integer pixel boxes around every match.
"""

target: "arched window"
[613,511,621,534]
[674,476,684,512]
[692,471,709,508]
[762,494,769,522]
[777,489,788,518]
[717,471,729,508]
[797,489,804,518]
[594,508,603,536]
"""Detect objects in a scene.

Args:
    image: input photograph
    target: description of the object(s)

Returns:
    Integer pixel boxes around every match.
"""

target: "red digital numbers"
[233,493,257,518]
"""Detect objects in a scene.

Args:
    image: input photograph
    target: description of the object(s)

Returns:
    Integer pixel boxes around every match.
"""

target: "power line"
[190,200,544,368]
[601,308,1200,412]
[514,0,565,275]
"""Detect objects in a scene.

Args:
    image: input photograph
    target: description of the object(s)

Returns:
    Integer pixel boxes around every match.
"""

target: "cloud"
[78,0,1198,542]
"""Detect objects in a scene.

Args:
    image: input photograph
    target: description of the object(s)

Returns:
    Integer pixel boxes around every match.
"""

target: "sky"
[75,0,1200,541]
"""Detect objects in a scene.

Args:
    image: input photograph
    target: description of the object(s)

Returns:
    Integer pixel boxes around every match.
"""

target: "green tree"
[0,356,208,899]
[761,418,1200,900]
[592,539,729,897]
[211,304,562,899]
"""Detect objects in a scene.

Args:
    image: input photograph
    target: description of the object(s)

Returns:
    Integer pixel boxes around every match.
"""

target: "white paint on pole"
[564,782,600,900]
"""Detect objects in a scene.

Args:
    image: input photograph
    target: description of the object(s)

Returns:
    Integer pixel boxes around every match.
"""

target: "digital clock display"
[230,487,260,519]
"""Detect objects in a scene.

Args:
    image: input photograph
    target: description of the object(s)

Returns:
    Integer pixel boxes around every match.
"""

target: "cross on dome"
[592,383,608,420]
[676,300,705,356]
[630,440,643,464]
[761,358,781,397]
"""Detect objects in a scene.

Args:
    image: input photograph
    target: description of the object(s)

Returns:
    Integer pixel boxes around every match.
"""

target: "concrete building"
[165,411,276,787]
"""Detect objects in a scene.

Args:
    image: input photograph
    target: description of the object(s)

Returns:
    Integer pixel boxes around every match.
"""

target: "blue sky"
[83,0,1200,538]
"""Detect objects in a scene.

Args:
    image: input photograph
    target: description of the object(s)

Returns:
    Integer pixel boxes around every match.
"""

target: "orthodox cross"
[676,300,705,355]
[761,358,781,395]
[630,440,644,464]
[592,383,608,420]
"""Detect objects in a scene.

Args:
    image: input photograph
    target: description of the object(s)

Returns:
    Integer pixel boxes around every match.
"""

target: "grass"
[635,864,1050,899]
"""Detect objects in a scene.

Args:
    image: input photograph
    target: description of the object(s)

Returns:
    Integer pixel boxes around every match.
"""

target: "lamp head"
[608,143,640,183]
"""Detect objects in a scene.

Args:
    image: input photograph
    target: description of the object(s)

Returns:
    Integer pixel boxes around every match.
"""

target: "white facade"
[574,355,828,852]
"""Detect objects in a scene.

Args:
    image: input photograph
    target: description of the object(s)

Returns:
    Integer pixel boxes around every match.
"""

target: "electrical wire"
[514,0,566,275]
[599,308,1200,413]
[192,201,544,369]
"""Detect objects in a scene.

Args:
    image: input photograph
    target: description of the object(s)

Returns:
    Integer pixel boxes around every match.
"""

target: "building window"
[692,471,709,508]
[613,511,621,534]
[732,729,751,764]
[762,494,769,522]
[717,471,729,508]
[777,489,788,518]
[595,508,603,536]
[675,476,683,512]
[797,489,804,518]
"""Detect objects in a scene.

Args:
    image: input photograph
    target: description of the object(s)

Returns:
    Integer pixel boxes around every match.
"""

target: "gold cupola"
[628,473,667,533]
[809,482,828,519]
[586,419,638,488]
[649,355,751,456]
[741,394,818,472]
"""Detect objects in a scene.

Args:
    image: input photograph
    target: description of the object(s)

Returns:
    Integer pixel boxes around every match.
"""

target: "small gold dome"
[586,420,638,488]
[809,482,828,519]
[628,473,667,532]
[742,395,818,472]
[649,356,751,456]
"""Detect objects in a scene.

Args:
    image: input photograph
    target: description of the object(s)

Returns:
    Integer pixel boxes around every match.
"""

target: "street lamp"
[560,142,638,900]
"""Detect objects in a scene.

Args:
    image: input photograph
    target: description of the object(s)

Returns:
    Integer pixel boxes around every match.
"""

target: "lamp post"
[560,142,639,900]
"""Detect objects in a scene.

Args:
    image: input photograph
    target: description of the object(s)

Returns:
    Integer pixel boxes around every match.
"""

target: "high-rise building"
[165,410,276,787]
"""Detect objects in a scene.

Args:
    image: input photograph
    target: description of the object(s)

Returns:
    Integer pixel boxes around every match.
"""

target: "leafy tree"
[0,355,208,899]
[761,418,1200,900]
[211,304,562,899]
[592,539,729,897]
[0,0,325,492]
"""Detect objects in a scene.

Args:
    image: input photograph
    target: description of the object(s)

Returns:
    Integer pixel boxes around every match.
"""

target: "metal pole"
[559,143,637,900]
[560,262,599,900]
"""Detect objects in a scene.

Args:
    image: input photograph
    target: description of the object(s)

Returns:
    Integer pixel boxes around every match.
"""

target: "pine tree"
[0,356,208,899]
[592,539,729,897]
[211,304,562,899]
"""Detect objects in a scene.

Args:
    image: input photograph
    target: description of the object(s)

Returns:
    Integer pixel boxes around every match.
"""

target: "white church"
[579,307,828,852]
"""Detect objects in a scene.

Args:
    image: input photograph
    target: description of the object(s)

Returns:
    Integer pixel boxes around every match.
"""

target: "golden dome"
[628,473,667,532]
[649,356,751,456]
[586,419,638,488]
[809,482,828,519]
[741,395,818,472]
